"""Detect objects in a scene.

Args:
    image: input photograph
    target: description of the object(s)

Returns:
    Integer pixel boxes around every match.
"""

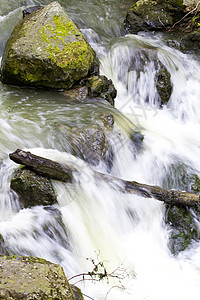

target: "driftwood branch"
[9,149,74,182]
[9,149,200,206]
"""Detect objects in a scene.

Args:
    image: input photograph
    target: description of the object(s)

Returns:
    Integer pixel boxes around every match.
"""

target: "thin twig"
[169,1,200,31]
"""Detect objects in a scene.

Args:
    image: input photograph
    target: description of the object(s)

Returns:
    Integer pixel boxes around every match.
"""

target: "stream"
[1,0,200,299]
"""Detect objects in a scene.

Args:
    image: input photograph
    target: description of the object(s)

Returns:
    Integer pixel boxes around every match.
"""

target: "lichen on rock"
[10,167,57,208]
[1,1,95,89]
[0,255,76,299]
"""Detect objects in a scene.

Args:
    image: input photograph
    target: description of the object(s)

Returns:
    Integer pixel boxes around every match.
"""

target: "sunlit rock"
[0,255,77,299]
[1,1,95,89]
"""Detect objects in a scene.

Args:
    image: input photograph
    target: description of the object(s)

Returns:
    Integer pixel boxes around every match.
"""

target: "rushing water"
[1,0,200,299]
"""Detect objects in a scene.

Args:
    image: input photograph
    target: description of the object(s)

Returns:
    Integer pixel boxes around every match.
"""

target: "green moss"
[0,255,75,299]
[39,15,93,71]
[1,2,95,88]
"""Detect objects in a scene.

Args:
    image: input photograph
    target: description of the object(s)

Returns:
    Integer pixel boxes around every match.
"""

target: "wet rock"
[122,46,172,104]
[130,131,144,152]
[156,64,172,105]
[55,122,113,168]
[94,113,114,132]
[163,163,200,254]
[180,30,200,53]
[0,234,9,256]
[61,75,116,105]
[0,255,76,299]
[124,0,185,34]
[61,85,89,101]
[22,5,43,18]
[71,286,84,300]
[86,75,117,106]
[54,114,114,169]
[162,162,200,194]
[1,1,95,89]
[10,167,57,208]
[165,204,199,254]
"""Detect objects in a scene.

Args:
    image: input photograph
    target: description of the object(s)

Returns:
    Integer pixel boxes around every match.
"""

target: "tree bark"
[9,149,200,206]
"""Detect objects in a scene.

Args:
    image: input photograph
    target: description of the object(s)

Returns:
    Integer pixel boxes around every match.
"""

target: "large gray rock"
[0,255,77,299]
[1,1,95,89]
[10,167,57,208]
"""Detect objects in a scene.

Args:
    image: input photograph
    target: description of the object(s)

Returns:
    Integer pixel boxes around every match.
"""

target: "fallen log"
[9,149,200,206]
[9,149,74,182]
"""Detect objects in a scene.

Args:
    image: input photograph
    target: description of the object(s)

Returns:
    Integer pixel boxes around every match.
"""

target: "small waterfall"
[1,1,200,299]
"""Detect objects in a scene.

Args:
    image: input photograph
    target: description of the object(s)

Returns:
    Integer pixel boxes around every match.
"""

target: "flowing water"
[1,0,200,299]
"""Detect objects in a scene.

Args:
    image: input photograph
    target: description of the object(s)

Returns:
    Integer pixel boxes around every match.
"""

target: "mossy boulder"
[10,167,57,208]
[86,75,117,106]
[124,0,185,34]
[165,204,200,254]
[162,162,200,194]
[0,255,77,299]
[1,1,95,89]
[163,163,200,254]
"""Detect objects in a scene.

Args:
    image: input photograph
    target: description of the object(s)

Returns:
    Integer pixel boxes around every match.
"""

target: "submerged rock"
[1,1,95,89]
[53,114,114,168]
[61,85,89,101]
[122,46,172,105]
[55,122,113,168]
[0,255,77,299]
[10,167,57,208]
